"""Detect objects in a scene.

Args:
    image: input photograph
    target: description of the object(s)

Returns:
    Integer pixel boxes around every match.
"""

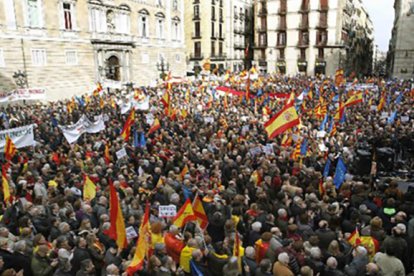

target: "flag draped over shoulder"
[120,110,135,141]
[264,102,299,139]
[126,202,151,276]
[173,199,196,228]
[108,180,127,249]
[193,195,208,230]
[4,135,16,161]
[83,175,96,201]
[2,165,10,203]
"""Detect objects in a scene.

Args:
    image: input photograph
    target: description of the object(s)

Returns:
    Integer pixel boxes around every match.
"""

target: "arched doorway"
[106,55,120,81]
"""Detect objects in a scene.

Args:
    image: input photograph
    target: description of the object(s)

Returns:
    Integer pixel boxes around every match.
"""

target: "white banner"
[0,89,46,103]
[0,124,35,150]
[159,205,177,218]
[133,96,150,111]
[59,115,105,144]
[116,147,127,160]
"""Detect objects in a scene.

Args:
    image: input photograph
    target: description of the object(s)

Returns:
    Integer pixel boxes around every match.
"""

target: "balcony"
[211,32,218,39]
[219,16,224,23]
[192,32,202,39]
[299,5,310,13]
[299,21,309,30]
[258,8,267,16]
[219,34,225,40]
[318,5,329,11]
[211,53,227,60]
[317,21,328,29]
[297,40,309,48]
[315,39,327,47]
[276,22,287,30]
[189,53,204,60]
[211,15,216,21]
[255,42,267,49]
[297,55,307,63]
[256,26,267,33]
[276,43,286,48]
[234,42,245,49]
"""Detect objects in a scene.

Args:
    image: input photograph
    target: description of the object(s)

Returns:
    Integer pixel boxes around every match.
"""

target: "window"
[90,8,106,32]
[157,19,164,39]
[211,22,215,37]
[278,32,286,45]
[318,48,324,58]
[219,42,223,56]
[4,0,17,29]
[62,3,72,30]
[0,49,5,67]
[175,54,181,63]
[140,16,148,37]
[279,49,285,59]
[194,42,201,57]
[141,53,149,63]
[300,49,306,59]
[194,5,199,18]
[27,0,41,27]
[212,6,215,20]
[31,49,47,66]
[173,21,180,40]
[259,33,266,46]
[219,24,222,38]
[194,22,200,37]
[173,0,178,10]
[211,41,216,56]
[65,50,78,65]
[116,13,130,34]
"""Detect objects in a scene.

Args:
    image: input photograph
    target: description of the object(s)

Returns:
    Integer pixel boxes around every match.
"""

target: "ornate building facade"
[0,0,186,100]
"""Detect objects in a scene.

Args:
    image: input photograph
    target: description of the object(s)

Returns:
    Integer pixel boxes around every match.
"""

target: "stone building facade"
[387,0,414,79]
[0,0,186,100]
[253,0,373,76]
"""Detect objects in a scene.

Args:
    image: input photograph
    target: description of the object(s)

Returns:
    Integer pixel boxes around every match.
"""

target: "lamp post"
[12,70,28,89]
[156,57,169,80]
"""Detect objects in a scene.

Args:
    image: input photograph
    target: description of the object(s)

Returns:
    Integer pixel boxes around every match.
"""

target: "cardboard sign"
[126,226,138,240]
[116,147,127,160]
[159,205,177,218]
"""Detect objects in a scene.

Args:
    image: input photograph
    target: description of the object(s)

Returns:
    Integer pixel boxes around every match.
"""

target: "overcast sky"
[363,0,395,52]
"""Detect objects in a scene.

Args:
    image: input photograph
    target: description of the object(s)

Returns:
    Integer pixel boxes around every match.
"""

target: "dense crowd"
[0,74,413,276]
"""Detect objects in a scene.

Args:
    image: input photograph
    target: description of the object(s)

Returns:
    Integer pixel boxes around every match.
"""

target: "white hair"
[278,252,290,264]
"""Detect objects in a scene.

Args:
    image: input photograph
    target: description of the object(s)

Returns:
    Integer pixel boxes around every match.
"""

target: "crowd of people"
[0,74,413,276]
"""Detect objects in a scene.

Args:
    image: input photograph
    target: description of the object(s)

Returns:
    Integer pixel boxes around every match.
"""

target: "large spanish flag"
[126,202,151,276]
[108,180,127,249]
[83,175,96,201]
[4,135,17,161]
[148,118,161,135]
[264,102,299,139]
[173,199,197,228]
[345,91,363,107]
[2,165,10,203]
[120,109,135,141]
[192,195,208,230]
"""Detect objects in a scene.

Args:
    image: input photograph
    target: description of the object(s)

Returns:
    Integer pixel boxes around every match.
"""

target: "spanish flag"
[4,135,17,161]
[347,227,361,247]
[334,100,345,121]
[108,180,127,249]
[291,139,302,160]
[83,175,96,201]
[335,69,344,87]
[180,165,189,181]
[281,133,292,147]
[148,118,161,135]
[120,109,135,141]
[126,202,151,276]
[104,144,111,165]
[264,102,299,139]
[2,165,10,204]
[173,199,196,228]
[377,93,386,112]
[161,91,171,116]
[192,194,208,230]
[345,91,363,107]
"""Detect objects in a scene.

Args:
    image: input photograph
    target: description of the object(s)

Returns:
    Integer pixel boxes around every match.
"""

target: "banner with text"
[0,89,46,103]
[59,115,105,144]
[0,124,35,150]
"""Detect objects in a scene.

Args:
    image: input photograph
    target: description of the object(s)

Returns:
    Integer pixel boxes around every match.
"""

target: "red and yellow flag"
[104,144,111,165]
[264,102,299,139]
[2,165,10,204]
[83,175,96,201]
[318,178,325,197]
[335,69,344,87]
[233,231,242,272]
[291,139,302,160]
[161,91,172,116]
[120,109,135,141]
[345,91,363,107]
[173,199,196,228]
[334,100,345,121]
[148,118,161,135]
[126,202,151,276]
[4,135,17,161]
[281,133,293,147]
[180,165,189,181]
[192,194,208,230]
[347,227,361,247]
[108,180,127,249]
[377,93,386,112]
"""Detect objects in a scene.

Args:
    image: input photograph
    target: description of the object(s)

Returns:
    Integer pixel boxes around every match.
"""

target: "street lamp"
[12,70,28,89]
[156,57,169,80]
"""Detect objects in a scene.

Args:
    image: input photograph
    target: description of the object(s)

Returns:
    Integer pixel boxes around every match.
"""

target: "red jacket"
[164,233,185,263]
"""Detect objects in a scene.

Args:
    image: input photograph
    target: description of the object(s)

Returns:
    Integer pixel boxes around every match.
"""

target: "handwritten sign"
[126,226,138,240]
[159,205,177,218]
